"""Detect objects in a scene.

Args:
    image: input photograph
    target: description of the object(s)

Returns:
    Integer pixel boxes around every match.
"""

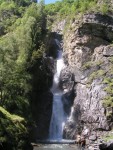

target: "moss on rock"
[0,106,28,150]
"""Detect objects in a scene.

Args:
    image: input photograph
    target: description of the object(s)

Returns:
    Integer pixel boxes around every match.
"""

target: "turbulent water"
[49,39,66,140]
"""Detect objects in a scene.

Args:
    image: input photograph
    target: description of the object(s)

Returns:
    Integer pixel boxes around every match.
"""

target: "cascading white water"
[49,39,66,140]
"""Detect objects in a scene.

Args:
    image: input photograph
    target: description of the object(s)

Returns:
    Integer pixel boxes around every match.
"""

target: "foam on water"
[49,39,66,140]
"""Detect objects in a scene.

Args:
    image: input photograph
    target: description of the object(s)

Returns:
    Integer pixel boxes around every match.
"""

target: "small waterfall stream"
[49,39,66,140]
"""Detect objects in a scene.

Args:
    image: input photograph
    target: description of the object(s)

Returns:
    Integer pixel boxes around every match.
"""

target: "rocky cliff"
[55,13,113,140]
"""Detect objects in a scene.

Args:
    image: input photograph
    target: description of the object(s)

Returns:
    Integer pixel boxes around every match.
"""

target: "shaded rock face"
[32,91,53,140]
[61,13,113,138]
[46,32,62,59]
[31,57,54,140]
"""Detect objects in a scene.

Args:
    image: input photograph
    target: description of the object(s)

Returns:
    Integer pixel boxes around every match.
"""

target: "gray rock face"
[74,79,108,129]
[103,46,113,56]
[60,13,113,138]
[60,67,74,92]
[60,67,75,116]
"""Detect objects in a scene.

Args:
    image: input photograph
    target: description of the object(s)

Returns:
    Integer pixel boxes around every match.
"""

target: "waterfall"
[49,39,66,140]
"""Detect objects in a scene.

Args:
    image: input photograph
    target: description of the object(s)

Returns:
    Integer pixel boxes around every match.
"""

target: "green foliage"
[0,1,47,149]
[45,0,112,28]
[100,3,109,14]
[103,77,113,107]
[0,106,28,150]
[45,0,98,18]
[0,1,18,33]
[87,69,106,84]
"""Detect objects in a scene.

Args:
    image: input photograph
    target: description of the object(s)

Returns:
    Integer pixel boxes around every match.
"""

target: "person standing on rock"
[76,134,81,145]
[80,135,86,150]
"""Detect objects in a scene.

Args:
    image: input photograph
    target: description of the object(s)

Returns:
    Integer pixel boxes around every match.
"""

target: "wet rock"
[60,67,74,92]
[59,67,75,115]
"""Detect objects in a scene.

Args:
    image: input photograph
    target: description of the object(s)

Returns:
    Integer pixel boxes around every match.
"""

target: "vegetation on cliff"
[45,0,112,23]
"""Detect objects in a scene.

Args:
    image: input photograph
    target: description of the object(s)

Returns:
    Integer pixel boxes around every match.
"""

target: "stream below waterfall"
[33,144,80,150]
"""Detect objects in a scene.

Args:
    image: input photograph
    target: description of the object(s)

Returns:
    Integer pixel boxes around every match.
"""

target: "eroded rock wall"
[61,13,113,138]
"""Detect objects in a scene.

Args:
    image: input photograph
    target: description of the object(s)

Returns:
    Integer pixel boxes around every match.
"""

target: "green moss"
[97,69,106,76]
[0,107,28,149]
[82,61,93,70]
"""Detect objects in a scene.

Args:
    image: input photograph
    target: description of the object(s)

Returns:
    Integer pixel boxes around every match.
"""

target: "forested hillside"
[0,0,47,149]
